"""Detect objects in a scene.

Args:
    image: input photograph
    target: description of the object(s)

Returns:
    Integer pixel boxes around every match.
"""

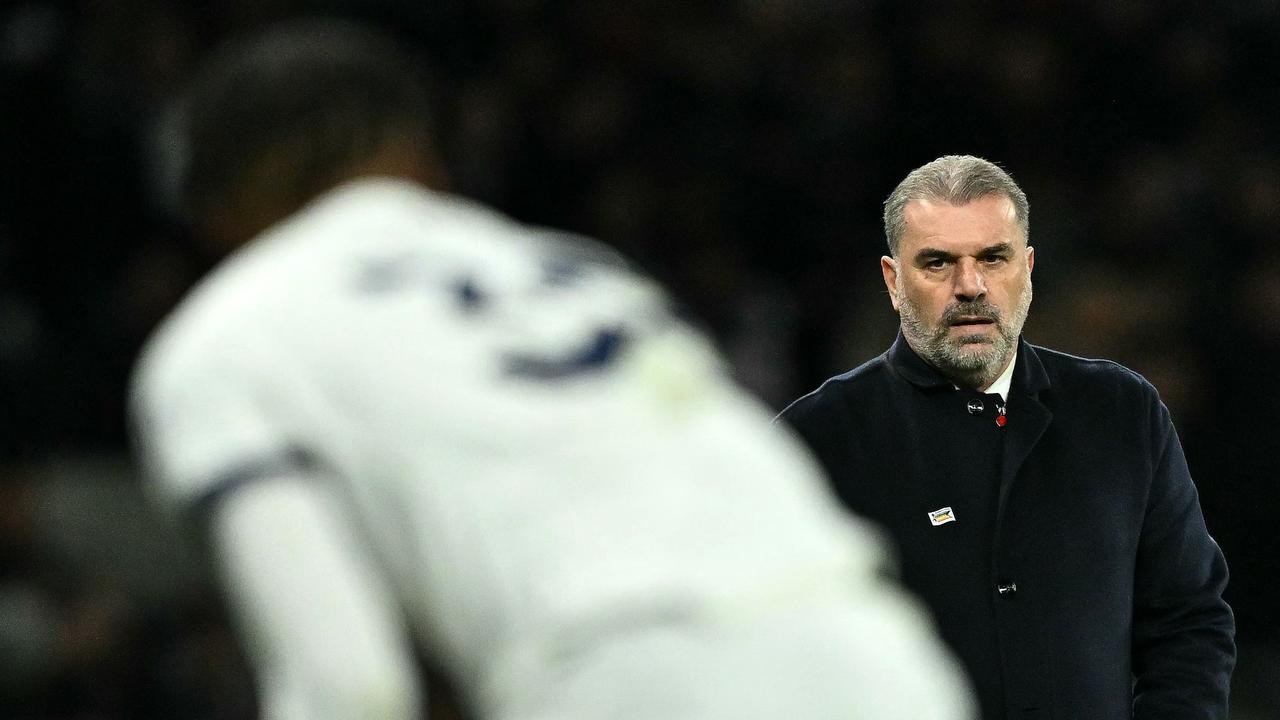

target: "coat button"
[967,398,984,415]
[997,582,1018,597]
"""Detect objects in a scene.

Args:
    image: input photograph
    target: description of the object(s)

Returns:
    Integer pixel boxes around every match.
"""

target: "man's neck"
[980,351,1018,401]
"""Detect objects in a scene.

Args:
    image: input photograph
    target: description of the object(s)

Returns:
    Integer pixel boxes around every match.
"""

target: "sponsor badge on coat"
[928,506,956,526]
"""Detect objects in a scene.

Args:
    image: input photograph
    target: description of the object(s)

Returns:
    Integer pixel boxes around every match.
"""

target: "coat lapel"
[996,340,1052,523]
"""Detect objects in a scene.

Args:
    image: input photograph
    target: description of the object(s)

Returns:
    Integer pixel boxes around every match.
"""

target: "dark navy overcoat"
[779,334,1235,720]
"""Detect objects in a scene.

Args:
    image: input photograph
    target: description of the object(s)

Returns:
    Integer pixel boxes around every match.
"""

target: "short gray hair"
[882,155,1029,256]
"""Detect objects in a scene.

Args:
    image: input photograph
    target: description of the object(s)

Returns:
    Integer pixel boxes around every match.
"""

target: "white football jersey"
[132,178,972,719]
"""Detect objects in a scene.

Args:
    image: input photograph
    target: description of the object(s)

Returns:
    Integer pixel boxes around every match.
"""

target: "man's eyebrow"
[913,247,955,263]
[913,243,1015,264]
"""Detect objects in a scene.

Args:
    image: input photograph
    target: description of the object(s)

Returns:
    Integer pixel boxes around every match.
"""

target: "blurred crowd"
[2,1,1277,717]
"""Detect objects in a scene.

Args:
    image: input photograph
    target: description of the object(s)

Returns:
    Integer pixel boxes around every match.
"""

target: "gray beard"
[898,280,1032,389]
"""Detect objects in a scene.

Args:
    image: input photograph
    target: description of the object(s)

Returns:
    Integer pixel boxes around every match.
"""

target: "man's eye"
[924,259,948,269]
[981,255,1008,265]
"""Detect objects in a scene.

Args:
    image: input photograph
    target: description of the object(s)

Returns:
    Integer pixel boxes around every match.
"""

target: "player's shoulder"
[130,192,342,413]
[130,274,259,423]
[138,181,440,361]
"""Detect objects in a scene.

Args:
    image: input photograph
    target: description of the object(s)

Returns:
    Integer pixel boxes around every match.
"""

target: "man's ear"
[1026,245,1035,274]
[881,255,901,311]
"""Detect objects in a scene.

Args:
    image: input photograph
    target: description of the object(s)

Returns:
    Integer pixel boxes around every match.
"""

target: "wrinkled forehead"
[900,194,1025,252]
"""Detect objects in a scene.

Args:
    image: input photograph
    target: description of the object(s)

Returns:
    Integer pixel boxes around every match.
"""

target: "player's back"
[134,178,972,720]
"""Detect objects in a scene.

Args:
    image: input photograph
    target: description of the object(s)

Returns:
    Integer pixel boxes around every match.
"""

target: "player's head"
[155,19,446,252]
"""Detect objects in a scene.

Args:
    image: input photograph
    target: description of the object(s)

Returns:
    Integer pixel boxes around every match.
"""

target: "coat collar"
[886,332,950,391]
[1012,336,1051,397]
[886,331,1051,398]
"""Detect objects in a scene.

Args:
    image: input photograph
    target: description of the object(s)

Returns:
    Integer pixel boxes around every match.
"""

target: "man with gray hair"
[778,155,1235,719]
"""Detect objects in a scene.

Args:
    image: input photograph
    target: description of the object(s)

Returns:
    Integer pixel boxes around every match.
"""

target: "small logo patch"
[928,506,956,526]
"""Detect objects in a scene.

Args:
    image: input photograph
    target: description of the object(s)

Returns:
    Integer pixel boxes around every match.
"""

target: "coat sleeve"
[1131,397,1236,720]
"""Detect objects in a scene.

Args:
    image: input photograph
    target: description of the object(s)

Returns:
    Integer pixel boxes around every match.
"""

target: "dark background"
[2,1,1277,717]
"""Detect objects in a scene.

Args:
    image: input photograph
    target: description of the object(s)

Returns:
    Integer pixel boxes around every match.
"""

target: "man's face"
[880,194,1034,388]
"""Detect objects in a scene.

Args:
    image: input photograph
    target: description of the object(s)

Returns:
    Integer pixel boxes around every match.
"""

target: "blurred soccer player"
[130,20,974,720]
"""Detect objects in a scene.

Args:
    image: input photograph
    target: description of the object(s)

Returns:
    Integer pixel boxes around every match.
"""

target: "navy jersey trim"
[189,446,317,525]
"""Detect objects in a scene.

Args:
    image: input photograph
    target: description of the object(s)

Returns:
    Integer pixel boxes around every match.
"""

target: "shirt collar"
[982,352,1018,401]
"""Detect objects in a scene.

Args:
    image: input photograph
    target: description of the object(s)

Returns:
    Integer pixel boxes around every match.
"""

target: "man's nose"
[953,259,987,302]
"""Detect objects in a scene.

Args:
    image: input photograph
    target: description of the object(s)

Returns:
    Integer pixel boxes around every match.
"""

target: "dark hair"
[154,19,435,226]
